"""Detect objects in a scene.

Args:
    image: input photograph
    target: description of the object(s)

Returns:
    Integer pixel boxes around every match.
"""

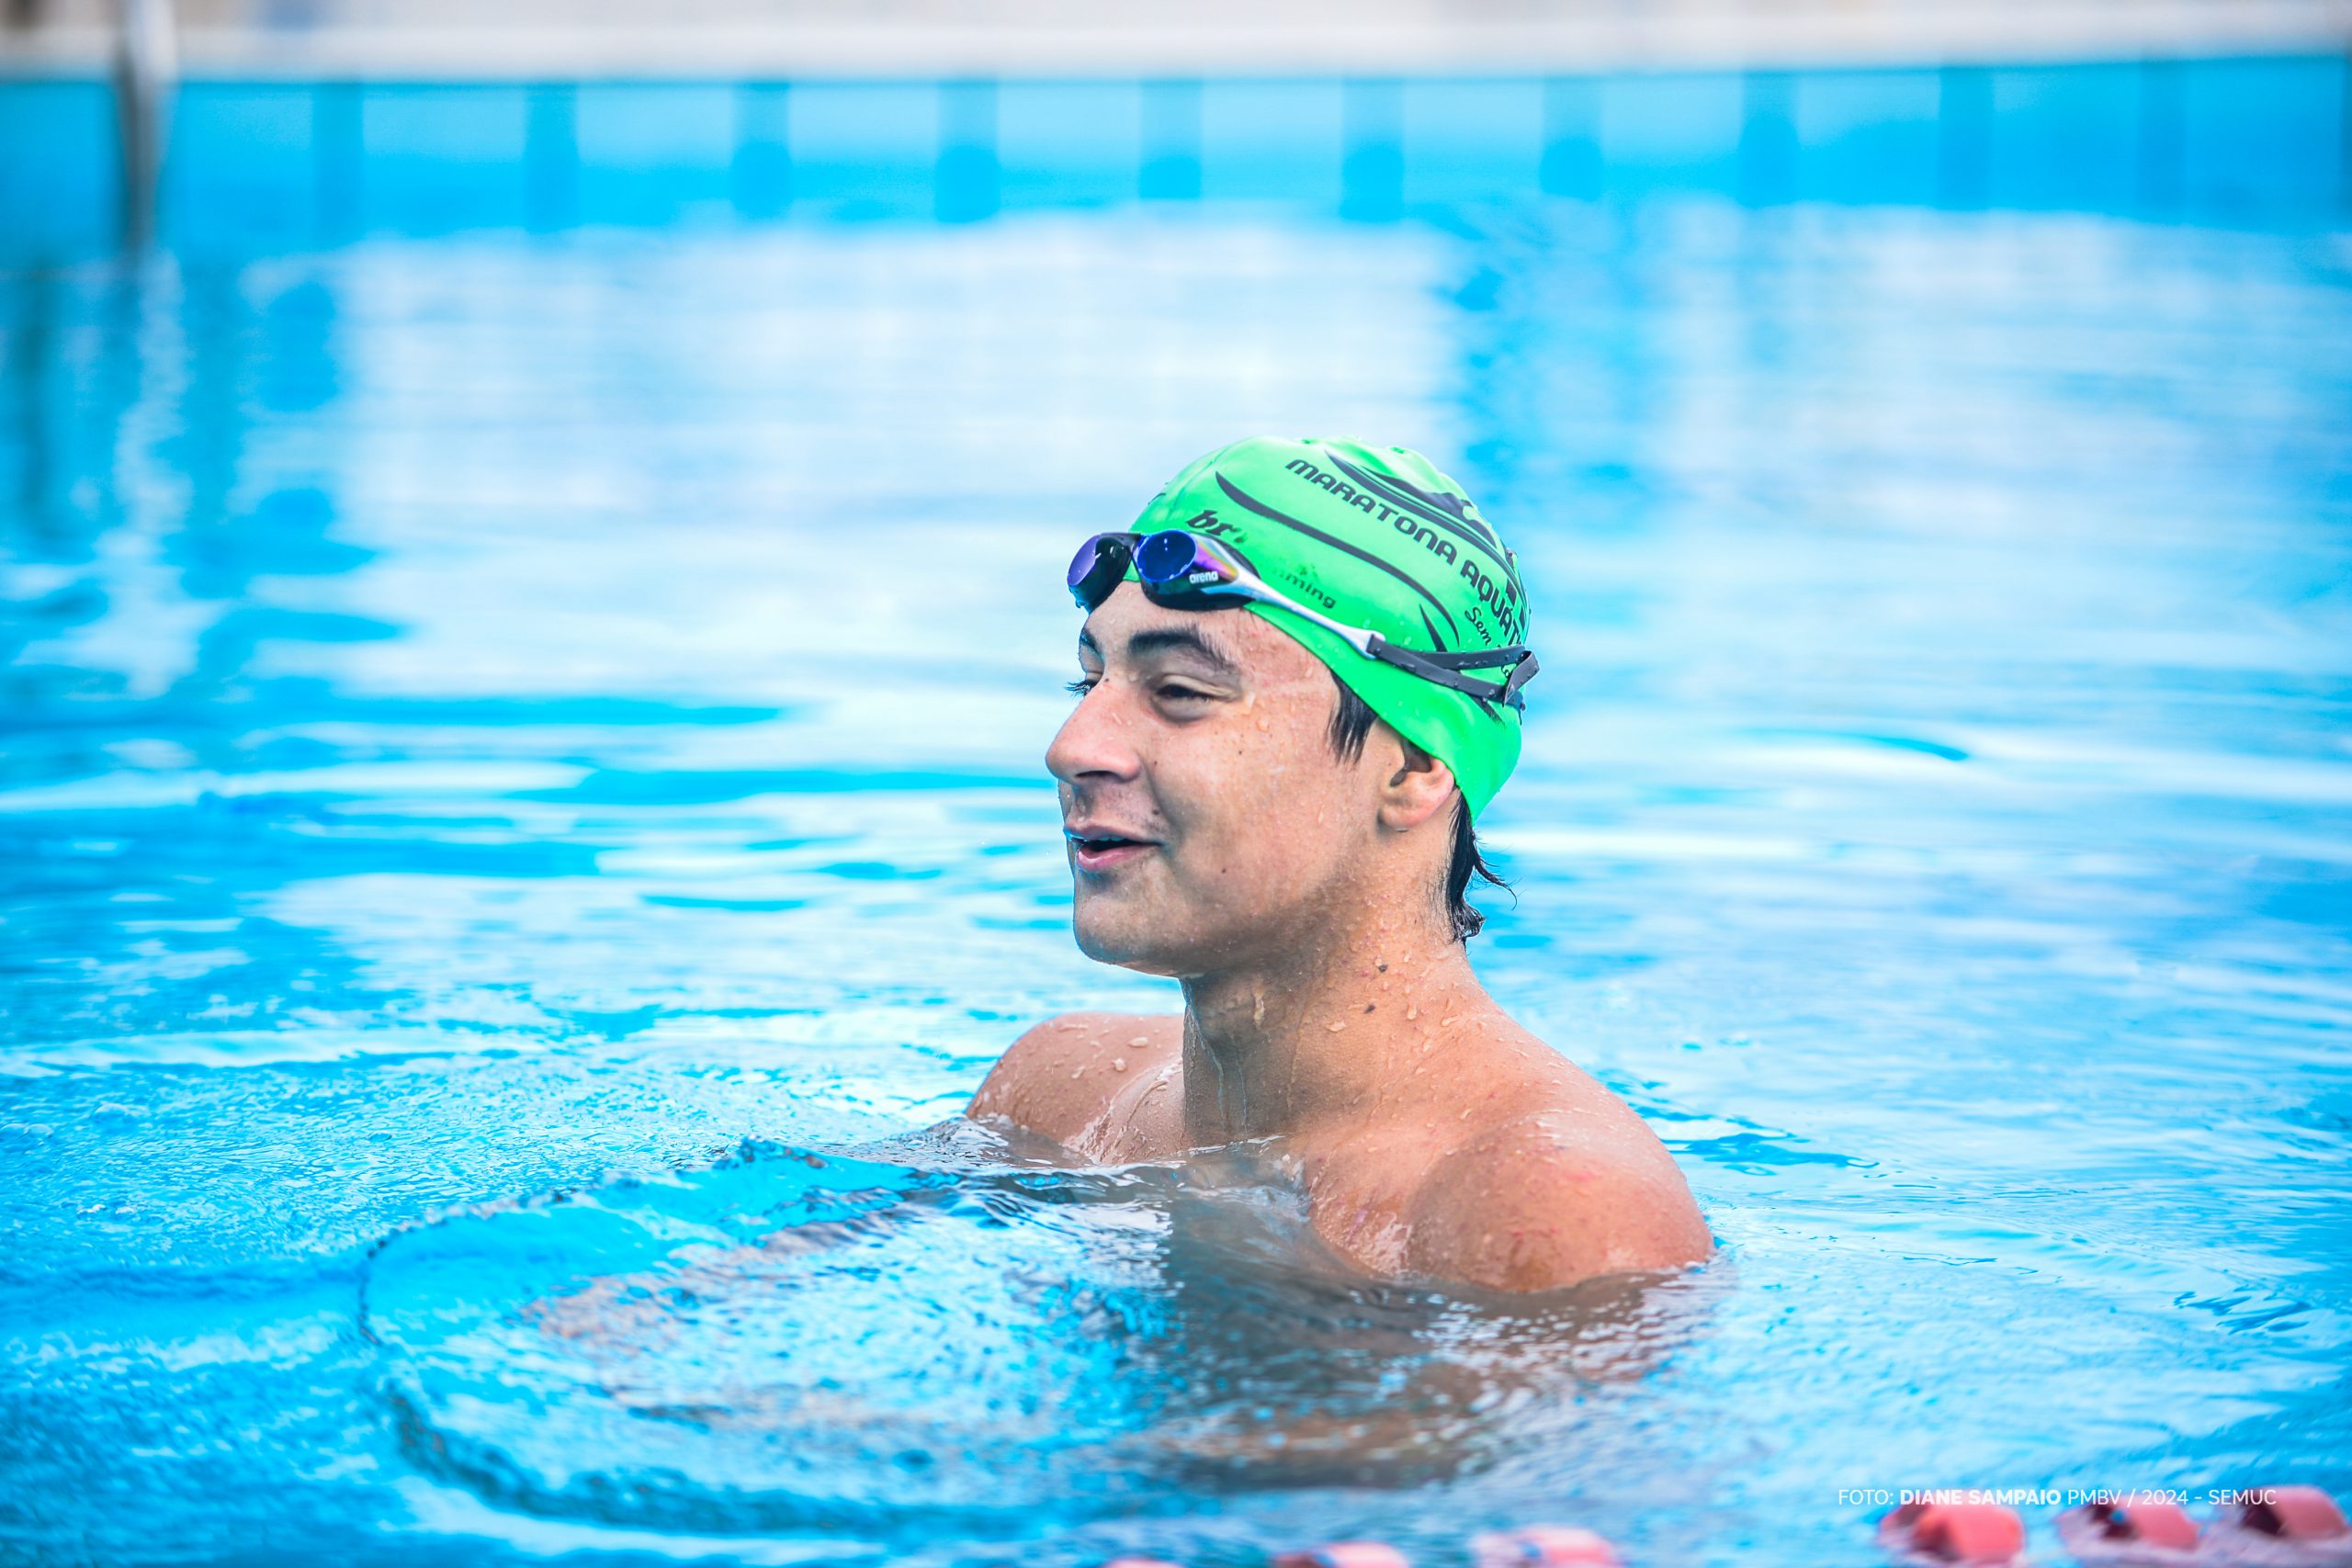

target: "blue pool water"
[3,195,2350,1566]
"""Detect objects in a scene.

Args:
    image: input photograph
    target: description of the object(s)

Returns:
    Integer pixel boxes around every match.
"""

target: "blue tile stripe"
[0,55,2343,257]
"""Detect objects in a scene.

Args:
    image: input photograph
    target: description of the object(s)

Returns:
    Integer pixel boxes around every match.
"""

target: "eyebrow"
[1076,623,1240,677]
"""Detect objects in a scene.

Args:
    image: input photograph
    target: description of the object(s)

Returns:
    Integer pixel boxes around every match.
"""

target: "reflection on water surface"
[368,1122,1717,1550]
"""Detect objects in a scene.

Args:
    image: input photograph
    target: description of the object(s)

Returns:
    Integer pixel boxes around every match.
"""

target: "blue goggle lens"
[1135,529,1214,584]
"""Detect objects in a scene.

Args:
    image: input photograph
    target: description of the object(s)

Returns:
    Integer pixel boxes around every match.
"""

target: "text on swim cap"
[1284,457,1526,645]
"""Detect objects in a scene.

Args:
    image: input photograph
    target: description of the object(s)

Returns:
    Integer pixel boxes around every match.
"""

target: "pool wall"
[1,53,2346,256]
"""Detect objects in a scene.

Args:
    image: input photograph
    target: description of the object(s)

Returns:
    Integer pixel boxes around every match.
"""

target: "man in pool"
[967,436,1712,1293]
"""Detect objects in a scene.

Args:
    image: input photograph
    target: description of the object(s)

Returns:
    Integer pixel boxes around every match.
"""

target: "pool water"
[2,201,2349,1567]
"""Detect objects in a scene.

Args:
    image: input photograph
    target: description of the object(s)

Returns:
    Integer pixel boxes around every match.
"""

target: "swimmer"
[969,436,1712,1293]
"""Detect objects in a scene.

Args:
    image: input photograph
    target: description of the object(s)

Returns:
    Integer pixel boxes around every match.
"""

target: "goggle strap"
[1398,644,1533,671]
[1363,635,1538,707]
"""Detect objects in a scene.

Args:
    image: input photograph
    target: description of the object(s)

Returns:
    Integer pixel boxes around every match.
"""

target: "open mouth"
[1065,830,1157,869]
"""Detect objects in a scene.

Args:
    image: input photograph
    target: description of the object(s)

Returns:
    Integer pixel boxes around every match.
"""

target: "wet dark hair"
[1325,674,1511,942]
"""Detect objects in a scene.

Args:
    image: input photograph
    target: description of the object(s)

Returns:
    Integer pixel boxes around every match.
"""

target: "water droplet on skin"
[1113,1057,1127,1071]
[1327,1020,1347,1032]
[1406,1002,1419,1021]
[1129,1035,1148,1046]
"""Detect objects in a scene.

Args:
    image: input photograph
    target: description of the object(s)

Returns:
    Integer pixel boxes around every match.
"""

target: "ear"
[1374,728,1458,835]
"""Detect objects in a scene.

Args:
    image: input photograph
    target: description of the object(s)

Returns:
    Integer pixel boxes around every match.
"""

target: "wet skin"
[967,581,1713,1292]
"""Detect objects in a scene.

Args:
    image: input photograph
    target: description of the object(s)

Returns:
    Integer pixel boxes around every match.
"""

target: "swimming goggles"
[1065,529,1538,709]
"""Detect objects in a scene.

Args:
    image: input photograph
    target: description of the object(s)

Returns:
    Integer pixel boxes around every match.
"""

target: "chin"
[1070,902,1194,976]
[1072,916,1175,974]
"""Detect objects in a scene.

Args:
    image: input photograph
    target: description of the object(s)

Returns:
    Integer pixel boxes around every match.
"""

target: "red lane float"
[1114,1484,2352,1568]
[1880,1501,2031,1566]
[1470,1525,1623,1567]
[2202,1486,2352,1567]
[2055,1500,2201,1564]
[1272,1545,1413,1568]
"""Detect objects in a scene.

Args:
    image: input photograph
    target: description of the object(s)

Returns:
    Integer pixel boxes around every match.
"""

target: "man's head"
[1046,437,1531,976]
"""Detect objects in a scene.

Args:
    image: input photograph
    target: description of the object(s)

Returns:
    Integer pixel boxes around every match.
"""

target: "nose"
[1046,676,1144,795]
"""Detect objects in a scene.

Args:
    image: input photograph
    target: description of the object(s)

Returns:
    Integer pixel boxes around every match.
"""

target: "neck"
[1176,900,1489,1145]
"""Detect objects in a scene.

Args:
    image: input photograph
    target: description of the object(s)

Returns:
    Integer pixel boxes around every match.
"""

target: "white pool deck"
[1,0,2348,77]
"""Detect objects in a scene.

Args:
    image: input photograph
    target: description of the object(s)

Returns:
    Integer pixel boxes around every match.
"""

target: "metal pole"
[114,0,177,252]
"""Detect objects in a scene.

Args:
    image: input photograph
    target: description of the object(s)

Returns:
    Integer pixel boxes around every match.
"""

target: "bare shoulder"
[967,1011,1182,1148]
[1401,1038,1713,1293]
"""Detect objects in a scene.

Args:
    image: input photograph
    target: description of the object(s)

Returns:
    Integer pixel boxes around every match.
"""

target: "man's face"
[1046,583,1386,976]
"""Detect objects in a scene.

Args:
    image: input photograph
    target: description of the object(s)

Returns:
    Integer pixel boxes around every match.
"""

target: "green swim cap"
[1125,435,1532,818]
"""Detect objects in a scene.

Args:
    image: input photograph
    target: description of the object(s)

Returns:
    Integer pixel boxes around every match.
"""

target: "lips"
[1065,822,1159,873]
